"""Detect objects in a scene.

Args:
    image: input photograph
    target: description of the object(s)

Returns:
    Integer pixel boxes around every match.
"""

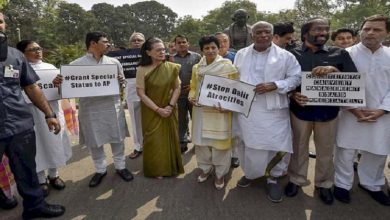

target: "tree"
[173,16,208,45]
[331,0,390,30]
[44,43,85,67]
[55,2,97,46]
[130,1,177,41]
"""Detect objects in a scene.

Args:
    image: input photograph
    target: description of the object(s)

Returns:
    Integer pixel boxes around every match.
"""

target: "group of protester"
[1,7,390,219]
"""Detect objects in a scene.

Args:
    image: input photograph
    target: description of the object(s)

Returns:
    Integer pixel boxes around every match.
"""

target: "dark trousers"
[0,128,45,211]
[177,97,192,148]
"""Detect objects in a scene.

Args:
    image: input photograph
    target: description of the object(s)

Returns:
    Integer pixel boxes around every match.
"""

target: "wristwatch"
[45,112,57,119]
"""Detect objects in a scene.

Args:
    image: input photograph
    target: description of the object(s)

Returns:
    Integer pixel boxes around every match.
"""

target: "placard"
[23,69,60,104]
[301,71,365,106]
[197,74,256,116]
[60,64,119,98]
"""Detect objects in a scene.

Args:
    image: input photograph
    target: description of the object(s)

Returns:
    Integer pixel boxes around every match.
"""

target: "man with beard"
[333,15,390,206]
[285,18,357,205]
[224,9,252,51]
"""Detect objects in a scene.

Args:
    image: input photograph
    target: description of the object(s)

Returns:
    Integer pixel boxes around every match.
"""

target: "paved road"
[2,111,390,220]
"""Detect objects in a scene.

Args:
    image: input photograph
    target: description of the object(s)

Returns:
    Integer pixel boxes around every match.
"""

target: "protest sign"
[197,74,255,116]
[23,69,60,103]
[301,71,365,106]
[60,64,119,98]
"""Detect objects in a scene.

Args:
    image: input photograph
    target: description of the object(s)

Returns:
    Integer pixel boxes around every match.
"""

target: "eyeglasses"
[131,39,144,42]
[26,47,43,52]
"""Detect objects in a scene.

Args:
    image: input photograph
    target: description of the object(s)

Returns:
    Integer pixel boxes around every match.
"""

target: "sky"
[65,0,296,19]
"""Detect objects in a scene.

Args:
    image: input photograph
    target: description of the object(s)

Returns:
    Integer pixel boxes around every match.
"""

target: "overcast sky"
[65,0,296,19]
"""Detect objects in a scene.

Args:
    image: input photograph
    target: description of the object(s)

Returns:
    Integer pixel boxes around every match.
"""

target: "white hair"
[251,21,274,34]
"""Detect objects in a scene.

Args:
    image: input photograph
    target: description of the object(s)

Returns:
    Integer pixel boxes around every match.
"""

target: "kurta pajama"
[335,43,390,191]
[189,56,238,178]
[70,54,127,173]
[234,43,301,179]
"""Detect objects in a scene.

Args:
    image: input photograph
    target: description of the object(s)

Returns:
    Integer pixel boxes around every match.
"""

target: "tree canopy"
[2,0,389,64]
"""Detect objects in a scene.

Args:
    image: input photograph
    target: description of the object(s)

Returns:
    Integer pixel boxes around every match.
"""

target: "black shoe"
[318,187,334,205]
[88,172,107,187]
[285,182,300,197]
[231,157,240,168]
[0,190,18,210]
[334,186,350,203]
[48,176,66,190]
[181,146,188,154]
[237,176,252,188]
[358,184,390,206]
[309,151,317,159]
[22,203,65,219]
[116,169,134,182]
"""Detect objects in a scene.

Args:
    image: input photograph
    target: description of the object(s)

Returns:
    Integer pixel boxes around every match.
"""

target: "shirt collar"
[174,51,191,57]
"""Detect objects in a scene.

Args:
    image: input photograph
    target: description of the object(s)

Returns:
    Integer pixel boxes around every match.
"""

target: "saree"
[140,62,184,177]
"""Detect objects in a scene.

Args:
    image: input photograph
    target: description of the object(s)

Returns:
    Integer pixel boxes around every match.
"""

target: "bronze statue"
[223,9,252,51]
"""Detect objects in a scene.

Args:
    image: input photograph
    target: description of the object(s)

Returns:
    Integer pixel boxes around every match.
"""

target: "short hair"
[16,40,35,53]
[173,34,188,43]
[198,35,220,51]
[129,32,145,42]
[273,22,294,37]
[361,14,390,32]
[215,32,229,38]
[330,28,354,41]
[300,17,330,42]
[85,31,107,49]
[251,21,274,34]
[139,37,163,66]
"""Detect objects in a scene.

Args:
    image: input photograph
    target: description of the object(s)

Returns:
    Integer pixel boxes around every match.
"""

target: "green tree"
[173,16,208,46]
[130,1,177,41]
[331,0,390,30]
[44,43,85,67]
[55,2,97,46]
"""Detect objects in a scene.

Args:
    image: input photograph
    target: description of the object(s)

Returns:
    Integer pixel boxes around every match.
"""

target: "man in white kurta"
[55,32,134,187]
[234,22,301,203]
[29,61,71,194]
[334,15,390,206]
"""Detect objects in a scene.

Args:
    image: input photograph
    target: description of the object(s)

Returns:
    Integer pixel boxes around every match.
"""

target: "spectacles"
[131,39,144,42]
[26,47,43,52]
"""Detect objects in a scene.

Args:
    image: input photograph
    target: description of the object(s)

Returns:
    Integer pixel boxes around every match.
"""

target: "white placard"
[23,69,61,104]
[197,74,256,116]
[60,65,119,98]
[301,71,366,106]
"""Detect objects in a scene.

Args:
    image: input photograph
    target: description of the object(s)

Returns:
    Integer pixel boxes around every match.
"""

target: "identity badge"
[4,65,14,77]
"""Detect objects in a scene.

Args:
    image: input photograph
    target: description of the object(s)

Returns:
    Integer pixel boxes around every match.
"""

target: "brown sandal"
[48,176,66,190]
[128,150,142,159]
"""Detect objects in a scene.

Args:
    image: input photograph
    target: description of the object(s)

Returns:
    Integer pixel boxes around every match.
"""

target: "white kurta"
[71,54,127,148]
[337,43,390,155]
[234,43,301,152]
[29,61,72,172]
